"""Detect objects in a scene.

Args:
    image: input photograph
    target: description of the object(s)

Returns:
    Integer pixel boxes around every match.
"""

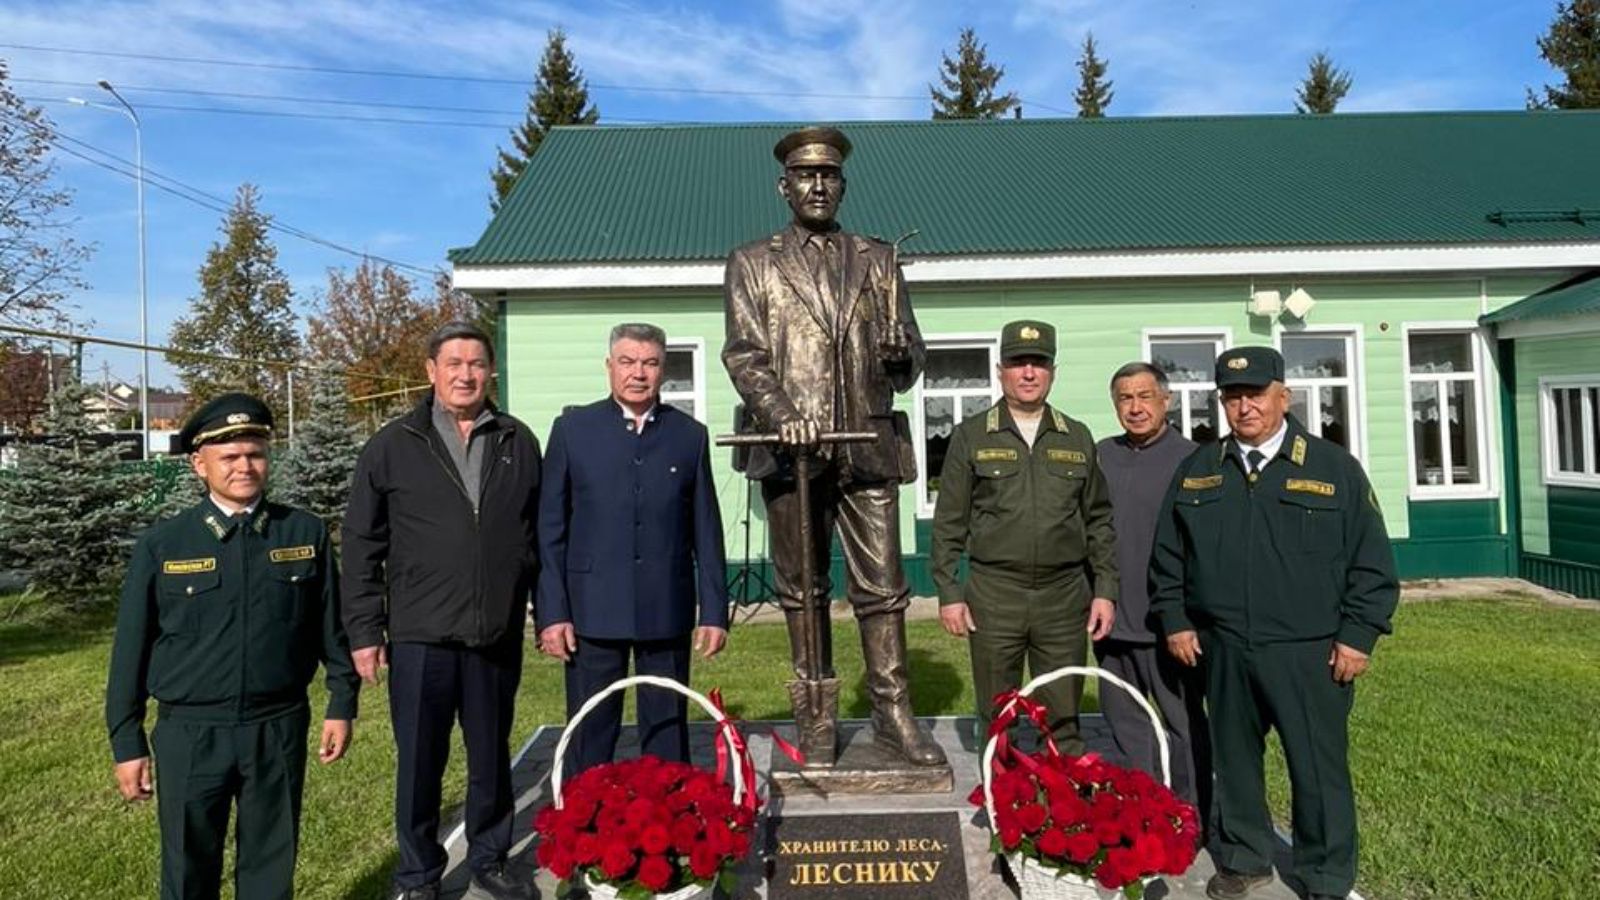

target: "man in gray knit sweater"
[1094,362,1211,821]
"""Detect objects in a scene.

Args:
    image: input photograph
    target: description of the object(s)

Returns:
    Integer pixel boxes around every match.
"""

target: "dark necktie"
[1246,449,1266,482]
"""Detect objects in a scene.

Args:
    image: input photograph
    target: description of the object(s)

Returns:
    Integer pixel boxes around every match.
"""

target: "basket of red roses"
[972,666,1201,900]
[534,675,760,900]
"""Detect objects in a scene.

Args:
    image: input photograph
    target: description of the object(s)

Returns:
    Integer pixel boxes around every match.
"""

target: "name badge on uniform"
[1181,475,1223,490]
[269,545,316,563]
[163,558,217,575]
[975,448,1018,462]
[1047,449,1087,464]
[1285,478,1336,497]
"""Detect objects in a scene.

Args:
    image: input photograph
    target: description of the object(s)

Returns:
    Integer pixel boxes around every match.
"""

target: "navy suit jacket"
[536,398,729,641]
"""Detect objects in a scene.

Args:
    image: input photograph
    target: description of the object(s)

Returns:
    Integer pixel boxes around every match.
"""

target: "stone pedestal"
[769,720,954,797]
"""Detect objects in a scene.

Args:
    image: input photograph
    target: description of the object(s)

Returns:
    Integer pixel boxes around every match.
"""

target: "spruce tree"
[930,27,1020,119]
[169,185,300,425]
[490,28,600,212]
[272,373,363,536]
[1528,0,1600,109]
[1295,51,1353,114]
[0,375,160,607]
[1074,32,1114,118]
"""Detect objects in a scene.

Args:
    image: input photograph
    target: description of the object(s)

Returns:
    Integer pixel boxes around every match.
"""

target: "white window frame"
[1401,322,1496,500]
[1275,324,1368,462]
[1143,328,1232,441]
[661,338,706,423]
[1540,375,1600,489]
[913,334,1001,518]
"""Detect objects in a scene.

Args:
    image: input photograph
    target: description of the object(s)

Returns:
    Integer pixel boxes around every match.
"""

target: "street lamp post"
[68,81,149,458]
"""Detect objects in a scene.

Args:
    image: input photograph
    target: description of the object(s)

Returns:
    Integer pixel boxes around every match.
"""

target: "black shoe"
[1308,895,1349,900]
[1204,867,1273,900]
[469,862,535,900]
[395,885,439,900]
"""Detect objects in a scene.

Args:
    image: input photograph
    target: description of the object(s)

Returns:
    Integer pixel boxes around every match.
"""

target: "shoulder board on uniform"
[163,557,217,575]
[1290,435,1307,466]
[1050,409,1069,432]
[1047,448,1087,464]
[986,406,1000,433]
[768,233,784,252]
[1285,478,1335,497]
[270,545,316,563]
[1181,474,1224,490]
[976,448,1018,462]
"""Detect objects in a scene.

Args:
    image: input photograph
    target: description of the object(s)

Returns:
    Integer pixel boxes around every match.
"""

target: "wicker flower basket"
[548,674,755,900]
[980,665,1175,900]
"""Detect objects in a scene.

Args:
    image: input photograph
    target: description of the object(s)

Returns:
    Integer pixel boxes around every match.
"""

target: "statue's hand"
[879,324,911,362]
[778,417,822,448]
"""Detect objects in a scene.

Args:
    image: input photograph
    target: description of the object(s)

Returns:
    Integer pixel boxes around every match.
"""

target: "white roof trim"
[1493,310,1600,339]
[452,241,1600,293]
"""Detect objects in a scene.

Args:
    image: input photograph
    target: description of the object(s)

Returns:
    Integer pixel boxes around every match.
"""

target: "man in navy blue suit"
[537,323,730,772]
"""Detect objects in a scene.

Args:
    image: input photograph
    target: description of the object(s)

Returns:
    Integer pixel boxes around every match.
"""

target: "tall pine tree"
[1295,51,1353,114]
[1528,0,1600,109]
[1074,32,1114,118]
[490,28,600,212]
[169,185,301,425]
[0,375,162,607]
[930,27,1019,119]
[272,373,363,536]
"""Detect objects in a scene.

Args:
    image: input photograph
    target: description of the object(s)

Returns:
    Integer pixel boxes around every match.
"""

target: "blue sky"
[0,0,1567,387]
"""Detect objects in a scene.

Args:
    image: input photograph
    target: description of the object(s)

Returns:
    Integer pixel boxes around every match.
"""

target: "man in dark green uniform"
[106,393,360,900]
[1150,347,1398,900]
[931,320,1118,751]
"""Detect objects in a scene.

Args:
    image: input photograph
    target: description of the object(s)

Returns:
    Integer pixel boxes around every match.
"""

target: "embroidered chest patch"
[1181,475,1223,490]
[1285,478,1336,497]
[163,558,216,575]
[1046,449,1087,464]
[269,545,316,563]
[975,448,1018,462]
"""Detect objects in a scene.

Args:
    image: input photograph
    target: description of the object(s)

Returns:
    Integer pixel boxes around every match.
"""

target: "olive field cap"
[999,320,1056,362]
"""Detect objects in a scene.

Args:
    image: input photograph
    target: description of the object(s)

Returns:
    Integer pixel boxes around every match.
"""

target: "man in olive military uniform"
[106,393,359,900]
[1150,347,1398,900]
[930,320,1118,752]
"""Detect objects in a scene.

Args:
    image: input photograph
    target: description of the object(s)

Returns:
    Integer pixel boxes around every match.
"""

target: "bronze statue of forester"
[722,126,945,768]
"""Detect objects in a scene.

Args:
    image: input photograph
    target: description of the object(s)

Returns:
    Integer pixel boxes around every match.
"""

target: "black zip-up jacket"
[341,394,541,649]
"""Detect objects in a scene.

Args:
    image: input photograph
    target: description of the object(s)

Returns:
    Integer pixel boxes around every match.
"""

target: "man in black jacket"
[342,321,541,900]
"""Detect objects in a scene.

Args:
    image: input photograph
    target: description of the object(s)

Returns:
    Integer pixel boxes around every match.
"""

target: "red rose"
[1049,792,1090,826]
[573,834,602,864]
[599,841,636,880]
[704,819,736,855]
[1014,802,1048,833]
[1064,831,1100,864]
[998,821,1023,850]
[1095,847,1140,889]
[536,838,574,878]
[639,823,672,855]
[670,814,702,853]
[1133,832,1167,873]
[636,855,674,892]
[1035,828,1071,859]
[689,843,722,879]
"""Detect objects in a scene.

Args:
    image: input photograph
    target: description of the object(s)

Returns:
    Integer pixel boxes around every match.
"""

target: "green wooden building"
[450,111,1600,600]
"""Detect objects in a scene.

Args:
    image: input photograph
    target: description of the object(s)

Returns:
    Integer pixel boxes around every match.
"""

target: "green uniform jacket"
[106,498,360,763]
[1149,418,1399,652]
[930,402,1119,603]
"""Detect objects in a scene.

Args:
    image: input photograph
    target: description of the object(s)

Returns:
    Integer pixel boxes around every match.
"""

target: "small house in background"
[452,111,1600,599]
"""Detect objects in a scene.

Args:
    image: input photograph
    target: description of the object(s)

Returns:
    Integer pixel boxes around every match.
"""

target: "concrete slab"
[432,715,1357,900]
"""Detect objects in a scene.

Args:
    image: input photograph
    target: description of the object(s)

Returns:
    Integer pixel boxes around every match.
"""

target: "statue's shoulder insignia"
[768,233,784,252]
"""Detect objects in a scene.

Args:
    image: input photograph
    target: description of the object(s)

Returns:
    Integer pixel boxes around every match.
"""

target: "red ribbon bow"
[987,689,1061,779]
[707,688,803,815]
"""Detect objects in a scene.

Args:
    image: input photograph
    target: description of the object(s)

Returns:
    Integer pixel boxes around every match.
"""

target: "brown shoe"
[1205,868,1273,900]
[858,611,947,766]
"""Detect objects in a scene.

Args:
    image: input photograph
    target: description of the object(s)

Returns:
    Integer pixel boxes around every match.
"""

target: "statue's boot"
[859,610,947,766]
[785,608,839,767]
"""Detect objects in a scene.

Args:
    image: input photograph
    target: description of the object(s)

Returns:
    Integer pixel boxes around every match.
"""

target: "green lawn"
[1,597,1596,899]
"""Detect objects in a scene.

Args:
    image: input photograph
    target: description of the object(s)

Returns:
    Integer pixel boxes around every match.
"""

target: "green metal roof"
[452,111,1600,266]
[1482,270,1600,325]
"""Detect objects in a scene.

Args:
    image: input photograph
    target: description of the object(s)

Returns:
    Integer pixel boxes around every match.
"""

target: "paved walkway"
[435,716,1354,900]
